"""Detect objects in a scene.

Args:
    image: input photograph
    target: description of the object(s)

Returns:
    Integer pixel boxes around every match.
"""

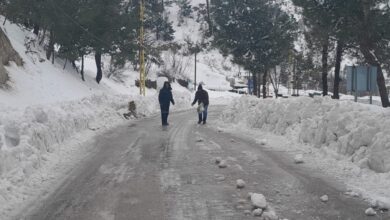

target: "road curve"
[18,107,387,220]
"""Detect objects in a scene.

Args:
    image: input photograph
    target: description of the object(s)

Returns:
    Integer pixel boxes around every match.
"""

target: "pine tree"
[292,0,336,97]
[129,0,174,42]
[212,0,297,98]
[295,0,390,106]
[346,0,390,107]
[177,0,192,24]
[3,0,140,83]
[160,15,175,41]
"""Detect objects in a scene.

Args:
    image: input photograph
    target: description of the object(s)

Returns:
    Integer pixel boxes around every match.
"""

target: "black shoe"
[198,121,202,124]
[202,121,206,124]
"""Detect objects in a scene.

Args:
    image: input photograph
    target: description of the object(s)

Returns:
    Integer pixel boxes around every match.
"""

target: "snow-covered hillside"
[0,0,239,108]
[162,0,240,91]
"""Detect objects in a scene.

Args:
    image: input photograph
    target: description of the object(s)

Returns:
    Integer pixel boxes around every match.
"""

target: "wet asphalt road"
[18,107,388,220]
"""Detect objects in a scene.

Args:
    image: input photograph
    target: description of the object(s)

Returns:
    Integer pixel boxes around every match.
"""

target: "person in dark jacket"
[191,84,209,124]
[159,81,175,126]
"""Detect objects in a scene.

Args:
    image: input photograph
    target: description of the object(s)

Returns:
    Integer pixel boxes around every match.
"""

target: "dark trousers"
[198,105,208,122]
[160,105,170,126]
[161,111,169,126]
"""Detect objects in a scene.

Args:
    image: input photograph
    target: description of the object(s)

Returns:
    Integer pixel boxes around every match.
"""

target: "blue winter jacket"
[159,87,175,112]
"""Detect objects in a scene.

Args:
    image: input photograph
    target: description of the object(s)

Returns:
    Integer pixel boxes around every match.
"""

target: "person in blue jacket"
[159,81,175,126]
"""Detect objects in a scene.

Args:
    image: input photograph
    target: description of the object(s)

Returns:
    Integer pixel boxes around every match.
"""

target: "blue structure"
[248,79,254,95]
[345,65,378,103]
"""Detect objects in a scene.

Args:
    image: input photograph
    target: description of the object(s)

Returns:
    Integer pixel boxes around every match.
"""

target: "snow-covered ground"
[219,96,390,208]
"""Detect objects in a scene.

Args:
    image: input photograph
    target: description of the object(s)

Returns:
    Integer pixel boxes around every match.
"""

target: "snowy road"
[19,107,386,220]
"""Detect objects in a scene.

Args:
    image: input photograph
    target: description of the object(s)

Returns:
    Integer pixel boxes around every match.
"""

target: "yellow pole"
[139,0,146,96]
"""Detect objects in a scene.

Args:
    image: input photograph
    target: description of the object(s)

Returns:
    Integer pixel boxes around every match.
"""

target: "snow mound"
[0,92,190,186]
[222,96,390,173]
[0,95,121,181]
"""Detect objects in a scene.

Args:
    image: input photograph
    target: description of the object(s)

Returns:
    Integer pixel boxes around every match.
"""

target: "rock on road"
[17,107,386,220]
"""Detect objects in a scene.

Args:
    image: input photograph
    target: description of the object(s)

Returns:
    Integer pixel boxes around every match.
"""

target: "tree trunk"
[253,73,258,97]
[72,60,78,72]
[52,47,55,64]
[257,72,261,97]
[46,30,54,60]
[292,57,296,95]
[262,71,267,99]
[39,29,46,45]
[156,28,160,40]
[63,58,67,69]
[360,46,390,107]
[95,51,103,83]
[270,77,279,99]
[321,38,329,96]
[358,0,390,107]
[206,0,213,36]
[81,55,85,81]
[332,41,343,99]
[33,24,39,35]
[0,62,8,86]
[156,0,161,40]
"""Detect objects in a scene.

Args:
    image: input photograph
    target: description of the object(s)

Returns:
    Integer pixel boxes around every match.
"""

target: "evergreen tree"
[345,0,390,107]
[212,0,297,98]
[3,0,140,83]
[294,0,390,107]
[127,0,175,74]
[131,0,175,42]
[159,15,175,41]
[177,0,192,24]
[205,0,212,36]
[292,0,336,97]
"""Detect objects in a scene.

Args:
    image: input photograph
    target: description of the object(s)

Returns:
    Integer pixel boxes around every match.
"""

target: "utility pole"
[288,50,293,95]
[292,56,296,95]
[194,49,197,90]
[139,0,146,96]
[193,44,200,90]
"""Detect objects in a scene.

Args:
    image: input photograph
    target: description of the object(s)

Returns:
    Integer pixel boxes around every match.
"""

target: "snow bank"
[0,95,123,183]
[221,96,390,173]
[208,90,241,105]
[0,91,191,219]
[0,91,191,184]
